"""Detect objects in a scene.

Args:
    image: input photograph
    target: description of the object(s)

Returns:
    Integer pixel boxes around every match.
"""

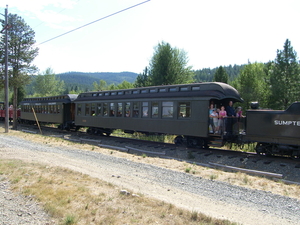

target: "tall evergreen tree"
[213,66,228,83]
[33,68,65,96]
[148,41,194,86]
[234,62,268,110]
[134,67,150,87]
[0,14,39,128]
[269,39,300,109]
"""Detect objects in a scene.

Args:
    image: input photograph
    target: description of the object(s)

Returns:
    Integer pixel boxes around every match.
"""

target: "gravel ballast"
[0,133,300,225]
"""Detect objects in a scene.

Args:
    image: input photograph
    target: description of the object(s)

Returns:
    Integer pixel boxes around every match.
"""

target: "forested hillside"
[25,71,139,95]
[58,71,138,92]
[193,64,245,82]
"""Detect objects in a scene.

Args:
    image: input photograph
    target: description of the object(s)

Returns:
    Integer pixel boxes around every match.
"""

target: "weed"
[185,167,191,173]
[142,154,147,158]
[190,211,198,221]
[64,215,76,225]
[210,174,218,180]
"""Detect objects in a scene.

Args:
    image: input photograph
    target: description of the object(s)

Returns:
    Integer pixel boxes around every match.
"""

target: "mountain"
[25,71,139,95]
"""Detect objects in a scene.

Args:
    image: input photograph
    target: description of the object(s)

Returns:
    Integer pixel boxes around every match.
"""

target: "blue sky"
[1,0,300,74]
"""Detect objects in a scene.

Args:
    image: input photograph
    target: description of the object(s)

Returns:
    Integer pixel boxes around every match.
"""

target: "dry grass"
[1,126,300,201]
[0,159,236,225]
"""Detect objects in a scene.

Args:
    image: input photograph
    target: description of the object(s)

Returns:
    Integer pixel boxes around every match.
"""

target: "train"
[5,82,300,158]
[0,102,21,121]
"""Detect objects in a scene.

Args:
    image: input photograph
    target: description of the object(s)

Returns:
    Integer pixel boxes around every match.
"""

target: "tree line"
[1,13,300,130]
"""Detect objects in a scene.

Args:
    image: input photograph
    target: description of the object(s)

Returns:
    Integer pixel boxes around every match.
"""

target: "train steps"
[208,134,224,148]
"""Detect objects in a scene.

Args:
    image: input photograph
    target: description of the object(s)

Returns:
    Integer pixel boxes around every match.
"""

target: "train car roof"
[20,94,78,104]
[75,82,243,102]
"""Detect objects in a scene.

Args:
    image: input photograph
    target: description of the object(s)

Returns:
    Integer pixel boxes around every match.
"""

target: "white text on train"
[274,120,300,126]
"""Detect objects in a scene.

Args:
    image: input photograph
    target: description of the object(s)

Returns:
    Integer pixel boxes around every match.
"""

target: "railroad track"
[15,123,300,184]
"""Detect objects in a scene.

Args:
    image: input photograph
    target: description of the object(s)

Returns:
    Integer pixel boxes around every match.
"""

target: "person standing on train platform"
[208,103,215,133]
[225,101,235,134]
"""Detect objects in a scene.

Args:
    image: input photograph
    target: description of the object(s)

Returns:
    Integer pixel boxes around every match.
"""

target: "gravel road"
[0,133,300,225]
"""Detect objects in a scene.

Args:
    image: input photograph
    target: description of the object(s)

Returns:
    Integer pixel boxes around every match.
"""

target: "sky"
[1,0,300,74]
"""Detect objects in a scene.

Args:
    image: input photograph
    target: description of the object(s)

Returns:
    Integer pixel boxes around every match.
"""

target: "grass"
[0,159,237,225]
[1,126,300,223]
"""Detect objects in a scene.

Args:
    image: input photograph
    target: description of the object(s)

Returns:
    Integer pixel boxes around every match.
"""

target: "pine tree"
[213,66,228,83]
[269,39,300,109]
[148,41,194,86]
[0,14,39,128]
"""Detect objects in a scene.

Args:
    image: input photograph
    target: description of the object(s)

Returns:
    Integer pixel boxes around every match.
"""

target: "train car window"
[125,102,131,117]
[96,103,102,116]
[77,104,82,115]
[118,91,124,95]
[117,103,123,117]
[91,103,96,116]
[169,87,177,92]
[180,87,189,91]
[151,102,159,118]
[57,105,60,113]
[53,105,57,114]
[141,89,148,94]
[159,88,167,92]
[103,103,108,116]
[85,104,90,116]
[104,92,109,96]
[133,90,139,94]
[142,102,149,118]
[150,89,156,93]
[111,92,117,96]
[109,103,115,117]
[178,102,191,118]
[192,86,200,91]
[162,102,173,118]
[92,93,97,97]
[99,93,103,96]
[125,91,131,95]
[133,102,140,117]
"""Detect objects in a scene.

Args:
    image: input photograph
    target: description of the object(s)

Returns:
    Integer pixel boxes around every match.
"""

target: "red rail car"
[0,102,21,121]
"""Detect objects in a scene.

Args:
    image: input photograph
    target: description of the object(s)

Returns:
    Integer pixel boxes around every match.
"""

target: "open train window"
[103,103,108,116]
[178,102,191,118]
[150,89,156,93]
[85,103,90,116]
[125,102,131,117]
[109,103,115,117]
[192,86,200,91]
[162,101,173,118]
[117,103,122,117]
[133,102,140,117]
[96,103,102,116]
[91,103,96,116]
[141,89,148,94]
[77,104,82,115]
[142,102,149,118]
[151,102,159,118]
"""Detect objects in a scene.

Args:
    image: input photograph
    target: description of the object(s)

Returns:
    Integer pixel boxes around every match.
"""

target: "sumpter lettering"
[274,120,300,126]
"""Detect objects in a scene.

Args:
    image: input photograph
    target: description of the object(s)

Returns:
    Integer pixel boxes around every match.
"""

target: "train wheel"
[174,136,184,146]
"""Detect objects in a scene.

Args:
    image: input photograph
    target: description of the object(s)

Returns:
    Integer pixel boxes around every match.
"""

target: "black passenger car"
[20,94,78,130]
[246,102,300,157]
[74,82,243,148]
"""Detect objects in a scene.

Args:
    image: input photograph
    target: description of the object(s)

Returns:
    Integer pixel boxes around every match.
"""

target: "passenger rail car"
[245,102,300,157]
[74,82,243,148]
[0,101,20,121]
[19,94,78,130]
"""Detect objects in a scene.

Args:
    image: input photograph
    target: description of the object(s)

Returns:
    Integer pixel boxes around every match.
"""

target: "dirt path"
[0,132,299,225]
